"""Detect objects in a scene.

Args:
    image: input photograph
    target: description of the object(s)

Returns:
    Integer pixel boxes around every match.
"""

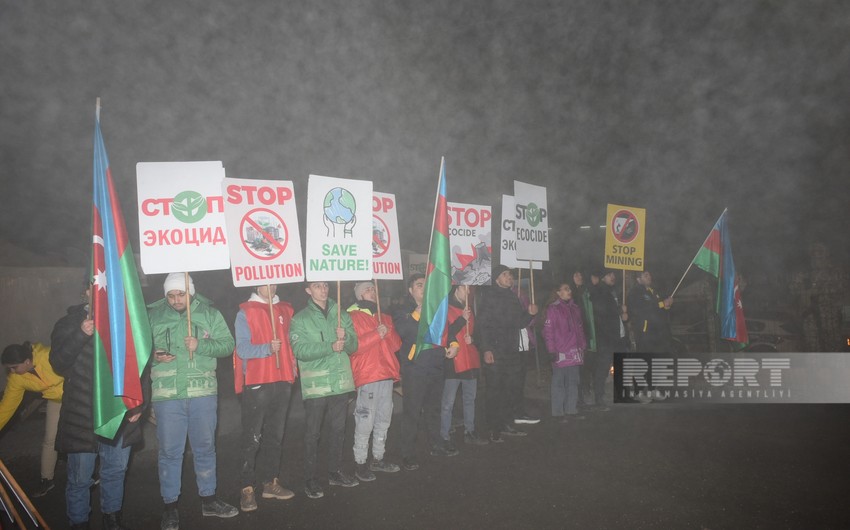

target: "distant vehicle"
[670,313,800,354]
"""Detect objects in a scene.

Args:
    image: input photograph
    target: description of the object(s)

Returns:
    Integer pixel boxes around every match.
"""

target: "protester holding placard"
[148,273,238,529]
[289,281,359,499]
[590,269,629,410]
[440,285,488,447]
[347,281,402,482]
[233,284,297,512]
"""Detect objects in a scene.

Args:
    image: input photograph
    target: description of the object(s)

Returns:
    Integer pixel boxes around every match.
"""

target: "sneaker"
[240,486,257,512]
[304,479,324,499]
[262,478,294,500]
[500,424,527,437]
[489,431,504,443]
[328,471,359,488]
[369,459,400,473]
[160,507,179,530]
[355,463,376,482]
[102,511,128,530]
[514,414,541,425]
[402,457,419,471]
[201,499,238,518]
[30,478,55,498]
[430,440,460,457]
[464,431,489,445]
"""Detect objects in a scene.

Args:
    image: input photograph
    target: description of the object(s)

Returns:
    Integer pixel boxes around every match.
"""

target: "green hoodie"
[290,298,357,400]
[147,293,235,402]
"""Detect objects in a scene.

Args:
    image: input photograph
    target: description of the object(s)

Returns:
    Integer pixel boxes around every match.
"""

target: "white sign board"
[371,192,403,280]
[447,202,492,285]
[221,178,305,287]
[305,175,373,281]
[513,181,549,262]
[137,161,229,274]
[407,253,428,276]
[500,195,543,271]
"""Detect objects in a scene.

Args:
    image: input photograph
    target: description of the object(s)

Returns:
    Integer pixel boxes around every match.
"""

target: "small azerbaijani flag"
[91,100,152,438]
[692,209,748,344]
[412,157,452,359]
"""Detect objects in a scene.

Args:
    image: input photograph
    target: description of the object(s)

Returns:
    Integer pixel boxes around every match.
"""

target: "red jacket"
[347,304,401,387]
[233,300,297,394]
[447,303,481,374]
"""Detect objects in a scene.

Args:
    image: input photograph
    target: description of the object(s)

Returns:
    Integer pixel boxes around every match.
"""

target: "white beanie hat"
[163,273,195,296]
[354,281,374,300]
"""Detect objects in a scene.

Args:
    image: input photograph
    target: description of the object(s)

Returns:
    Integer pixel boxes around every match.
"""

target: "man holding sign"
[233,284,297,511]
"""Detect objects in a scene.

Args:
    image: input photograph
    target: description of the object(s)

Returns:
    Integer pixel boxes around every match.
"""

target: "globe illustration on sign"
[323,187,357,237]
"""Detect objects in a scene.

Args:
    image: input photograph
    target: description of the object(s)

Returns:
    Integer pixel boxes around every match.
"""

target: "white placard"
[447,202,492,285]
[500,195,544,271]
[513,181,550,262]
[137,161,230,274]
[371,192,403,280]
[221,178,305,287]
[305,175,373,281]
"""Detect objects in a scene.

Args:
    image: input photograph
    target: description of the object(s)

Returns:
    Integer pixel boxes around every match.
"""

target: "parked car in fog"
[670,313,800,354]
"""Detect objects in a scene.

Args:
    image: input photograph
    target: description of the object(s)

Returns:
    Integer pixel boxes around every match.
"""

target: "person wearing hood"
[347,281,402,482]
[50,280,149,530]
[233,284,297,512]
[542,282,587,422]
[148,273,238,530]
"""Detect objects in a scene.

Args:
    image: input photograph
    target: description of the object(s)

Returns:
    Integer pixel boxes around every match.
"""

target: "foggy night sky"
[2,1,850,284]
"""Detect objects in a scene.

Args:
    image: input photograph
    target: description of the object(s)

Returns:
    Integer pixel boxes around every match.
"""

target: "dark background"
[2,0,850,283]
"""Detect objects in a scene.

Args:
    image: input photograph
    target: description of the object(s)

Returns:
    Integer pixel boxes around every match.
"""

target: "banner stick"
[267,284,280,369]
[185,272,193,360]
[528,260,535,305]
[0,458,48,528]
[337,281,342,329]
[517,268,522,300]
[375,280,382,325]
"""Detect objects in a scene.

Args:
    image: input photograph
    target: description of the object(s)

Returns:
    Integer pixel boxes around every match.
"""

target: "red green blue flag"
[413,157,452,358]
[692,209,748,344]
[91,103,152,438]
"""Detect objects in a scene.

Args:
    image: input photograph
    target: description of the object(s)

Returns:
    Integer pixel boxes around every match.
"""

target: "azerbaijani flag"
[692,209,748,344]
[91,102,152,438]
[413,157,452,358]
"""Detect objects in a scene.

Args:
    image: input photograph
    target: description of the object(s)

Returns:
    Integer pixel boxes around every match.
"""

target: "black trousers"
[239,381,293,487]
[400,357,444,459]
[303,393,349,481]
[483,352,523,433]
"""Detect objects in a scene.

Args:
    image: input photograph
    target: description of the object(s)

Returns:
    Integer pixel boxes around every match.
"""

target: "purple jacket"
[542,299,587,367]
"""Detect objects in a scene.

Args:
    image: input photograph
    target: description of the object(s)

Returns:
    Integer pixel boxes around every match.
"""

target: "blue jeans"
[153,396,218,503]
[66,436,130,525]
[441,378,477,439]
[551,365,581,416]
[353,380,394,464]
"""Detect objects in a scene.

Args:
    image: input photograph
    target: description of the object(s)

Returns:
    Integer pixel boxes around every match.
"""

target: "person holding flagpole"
[50,280,148,530]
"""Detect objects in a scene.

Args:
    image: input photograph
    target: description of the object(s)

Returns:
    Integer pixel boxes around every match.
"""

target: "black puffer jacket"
[50,304,149,452]
[476,285,534,359]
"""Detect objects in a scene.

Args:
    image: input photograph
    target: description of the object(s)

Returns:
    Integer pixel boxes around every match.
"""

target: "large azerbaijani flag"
[91,103,152,438]
[692,209,748,344]
[413,157,452,358]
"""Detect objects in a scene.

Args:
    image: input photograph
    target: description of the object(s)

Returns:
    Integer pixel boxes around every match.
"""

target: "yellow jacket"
[0,343,64,430]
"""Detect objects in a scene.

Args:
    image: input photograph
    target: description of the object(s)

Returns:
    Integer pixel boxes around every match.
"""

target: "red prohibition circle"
[239,208,289,260]
[372,215,391,258]
[611,210,639,244]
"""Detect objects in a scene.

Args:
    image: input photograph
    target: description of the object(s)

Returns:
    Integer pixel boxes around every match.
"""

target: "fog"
[2,0,849,284]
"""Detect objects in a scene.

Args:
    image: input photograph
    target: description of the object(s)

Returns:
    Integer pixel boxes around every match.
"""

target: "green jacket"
[147,293,235,402]
[290,299,357,400]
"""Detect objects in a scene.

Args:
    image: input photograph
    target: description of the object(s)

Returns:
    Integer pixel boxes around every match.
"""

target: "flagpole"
[267,284,280,369]
[670,208,728,298]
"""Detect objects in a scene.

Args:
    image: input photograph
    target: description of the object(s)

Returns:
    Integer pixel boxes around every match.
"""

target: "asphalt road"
[2,371,849,530]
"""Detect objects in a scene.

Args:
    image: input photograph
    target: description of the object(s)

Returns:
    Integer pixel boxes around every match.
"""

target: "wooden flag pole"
[267,284,280,369]
[185,272,193,360]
